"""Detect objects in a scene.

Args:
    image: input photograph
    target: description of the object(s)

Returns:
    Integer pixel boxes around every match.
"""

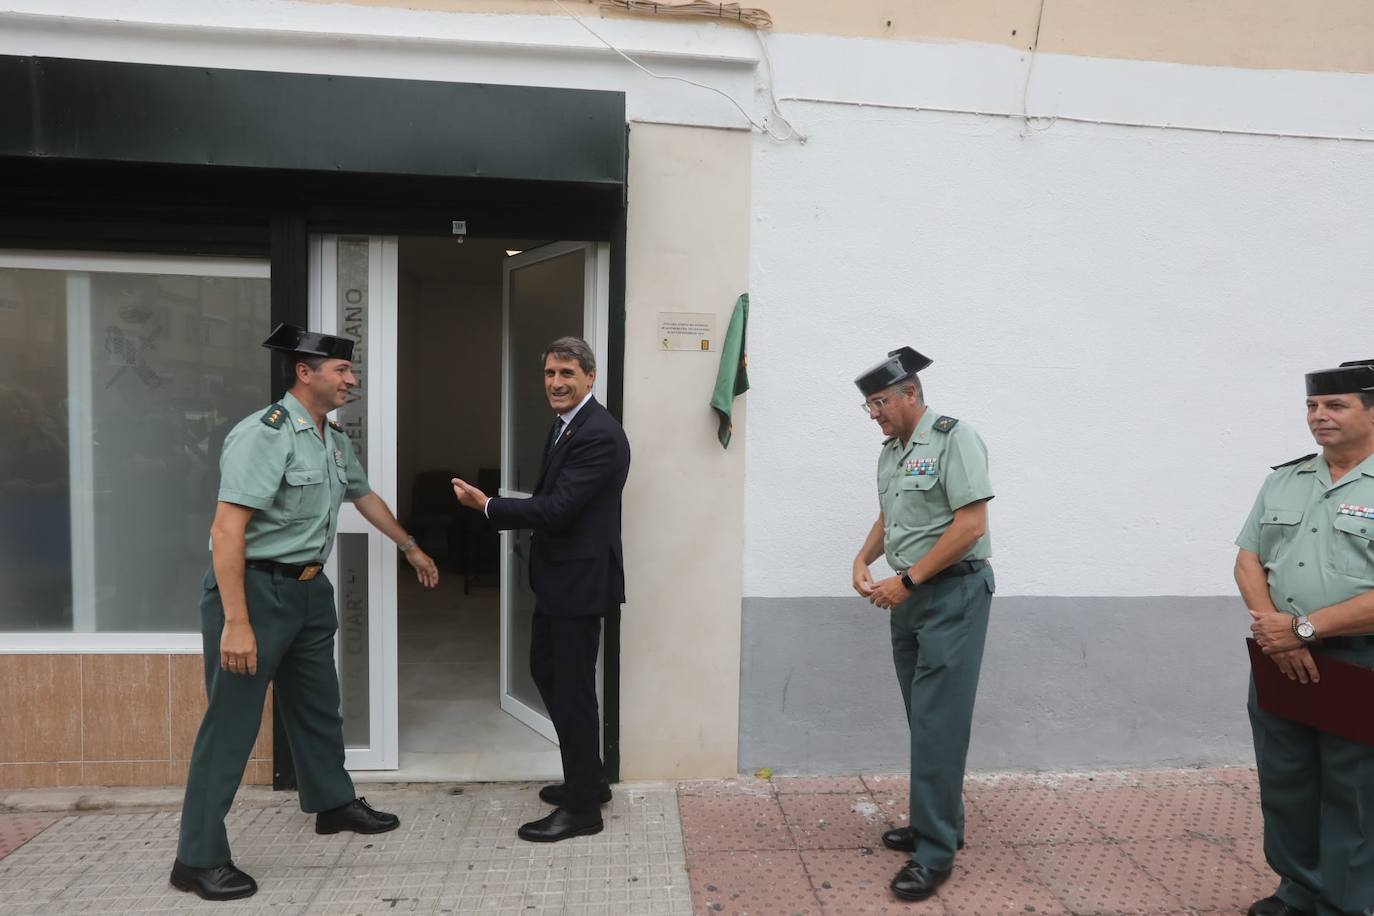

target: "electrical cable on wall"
[551,0,804,142]
[598,1,773,30]
[1019,0,1057,134]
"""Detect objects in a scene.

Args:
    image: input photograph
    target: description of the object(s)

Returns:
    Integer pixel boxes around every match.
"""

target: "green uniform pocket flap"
[1261,509,1302,526]
[285,468,323,486]
[901,475,938,491]
[1334,514,1374,541]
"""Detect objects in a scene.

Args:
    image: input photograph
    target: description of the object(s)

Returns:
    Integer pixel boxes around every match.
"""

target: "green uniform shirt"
[215,392,371,564]
[1236,451,1374,617]
[877,407,994,573]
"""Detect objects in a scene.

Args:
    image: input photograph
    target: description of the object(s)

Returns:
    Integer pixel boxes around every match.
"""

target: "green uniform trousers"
[890,564,994,871]
[1247,644,1374,916]
[177,566,355,867]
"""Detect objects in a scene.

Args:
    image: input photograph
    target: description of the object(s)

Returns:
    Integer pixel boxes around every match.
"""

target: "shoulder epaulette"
[327,418,343,432]
[933,415,960,433]
[260,404,287,428]
[1271,453,1317,470]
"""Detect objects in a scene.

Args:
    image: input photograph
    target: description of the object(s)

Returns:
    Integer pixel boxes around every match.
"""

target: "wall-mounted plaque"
[658,312,715,351]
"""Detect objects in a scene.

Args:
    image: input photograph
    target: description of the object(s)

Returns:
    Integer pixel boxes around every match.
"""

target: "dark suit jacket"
[486,397,630,616]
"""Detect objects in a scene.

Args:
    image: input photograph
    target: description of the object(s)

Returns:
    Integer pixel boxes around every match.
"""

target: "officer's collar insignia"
[1270,453,1317,471]
[260,404,286,428]
[905,458,938,475]
[1338,503,1374,519]
[932,415,959,433]
[327,418,343,432]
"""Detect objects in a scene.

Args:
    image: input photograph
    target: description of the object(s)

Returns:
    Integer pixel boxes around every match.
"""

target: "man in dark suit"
[452,336,630,843]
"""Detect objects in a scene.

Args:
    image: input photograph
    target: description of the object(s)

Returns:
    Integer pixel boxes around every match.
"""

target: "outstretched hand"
[452,477,488,512]
[405,546,439,589]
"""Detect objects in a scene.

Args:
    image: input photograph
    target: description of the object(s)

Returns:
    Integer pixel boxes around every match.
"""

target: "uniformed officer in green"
[171,324,439,901]
[1237,359,1374,916]
[850,347,995,903]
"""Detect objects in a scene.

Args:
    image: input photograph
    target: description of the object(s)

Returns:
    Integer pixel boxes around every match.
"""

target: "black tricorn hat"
[1306,359,1374,397]
[261,323,355,361]
[855,347,934,396]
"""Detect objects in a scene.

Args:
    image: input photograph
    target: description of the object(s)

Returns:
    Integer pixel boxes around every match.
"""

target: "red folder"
[1247,638,1374,747]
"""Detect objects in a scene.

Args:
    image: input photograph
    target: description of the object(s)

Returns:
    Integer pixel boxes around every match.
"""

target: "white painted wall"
[745,36,1374,599]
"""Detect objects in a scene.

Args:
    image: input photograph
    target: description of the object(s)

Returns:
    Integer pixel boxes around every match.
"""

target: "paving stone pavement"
[0,782,693,915]
[678,767,1276,916]
[0,768,1280,915]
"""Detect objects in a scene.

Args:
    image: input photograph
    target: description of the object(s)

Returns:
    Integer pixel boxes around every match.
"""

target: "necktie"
[548,417,565,455]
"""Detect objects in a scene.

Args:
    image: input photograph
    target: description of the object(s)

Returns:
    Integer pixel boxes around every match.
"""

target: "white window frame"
[0,249,271,653]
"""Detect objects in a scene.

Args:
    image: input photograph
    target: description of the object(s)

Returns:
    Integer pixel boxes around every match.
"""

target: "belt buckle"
[299,564,322,581]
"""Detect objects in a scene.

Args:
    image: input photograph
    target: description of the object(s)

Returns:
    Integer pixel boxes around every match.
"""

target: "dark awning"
[0,55,626,188]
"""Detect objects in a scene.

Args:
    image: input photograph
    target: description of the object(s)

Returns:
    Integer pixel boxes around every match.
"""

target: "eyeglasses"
[861,395,894,415]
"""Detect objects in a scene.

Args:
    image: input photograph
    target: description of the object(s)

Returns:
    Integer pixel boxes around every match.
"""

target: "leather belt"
[926,559,988,584]
[1318,635,1374,649]
[246,559,324,581]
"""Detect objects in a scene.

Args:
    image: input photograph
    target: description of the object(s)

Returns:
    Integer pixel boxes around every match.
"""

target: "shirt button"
[1287,597,1295,603]
[1298,562,1305,567]
[1312,528,1318,533]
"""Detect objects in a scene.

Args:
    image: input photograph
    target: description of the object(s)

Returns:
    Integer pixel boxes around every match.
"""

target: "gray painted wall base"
[739,596,1256,774]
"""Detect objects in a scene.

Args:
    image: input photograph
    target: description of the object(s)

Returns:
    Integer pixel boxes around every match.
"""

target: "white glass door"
[499,242,609,741]
[309,234,400,770]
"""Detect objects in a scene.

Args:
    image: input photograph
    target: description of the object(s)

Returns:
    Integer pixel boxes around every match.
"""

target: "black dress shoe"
[1247,896,1315,916]
[169,859,257,901]
[890,861,952,901]
[518,807,604,843]
[315,797,400,835]
[881,826,964,852]
[538,780,613,806]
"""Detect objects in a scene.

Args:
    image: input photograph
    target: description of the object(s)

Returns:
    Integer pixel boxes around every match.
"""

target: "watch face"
[1297,621,1316,639]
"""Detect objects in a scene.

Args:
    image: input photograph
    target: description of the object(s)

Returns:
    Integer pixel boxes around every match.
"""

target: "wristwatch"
[899,570,917,591]
[1292,615,1317,643]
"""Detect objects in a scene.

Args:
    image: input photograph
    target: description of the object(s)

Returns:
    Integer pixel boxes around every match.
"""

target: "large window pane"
[508,249,584,493]
[0,269,71,630]
[506,527,546,717]
[0,256,270,633]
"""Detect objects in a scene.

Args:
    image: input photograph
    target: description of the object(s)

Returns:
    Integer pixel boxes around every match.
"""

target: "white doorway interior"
[312,233,608,782]
[386,236,605,782]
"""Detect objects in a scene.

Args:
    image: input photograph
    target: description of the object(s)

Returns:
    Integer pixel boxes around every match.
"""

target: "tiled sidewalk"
[0,783,693,915]
[0,768,1277,915]
[679,768,1273,915]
